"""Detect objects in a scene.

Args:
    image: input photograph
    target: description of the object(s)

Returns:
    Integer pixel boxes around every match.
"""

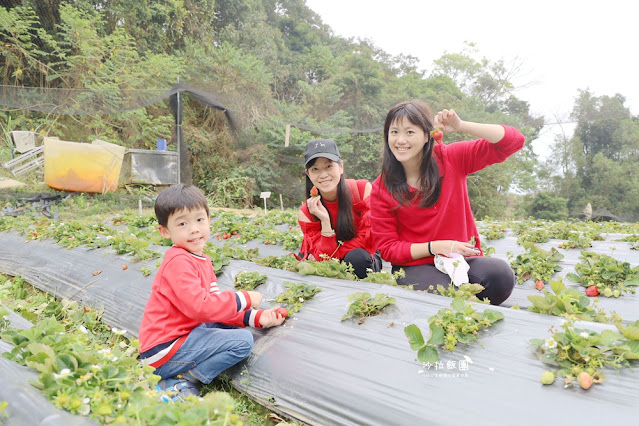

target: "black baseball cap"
[304,139,341,168]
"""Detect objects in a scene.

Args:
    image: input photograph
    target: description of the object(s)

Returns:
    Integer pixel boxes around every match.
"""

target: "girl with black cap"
[297,139,382,279]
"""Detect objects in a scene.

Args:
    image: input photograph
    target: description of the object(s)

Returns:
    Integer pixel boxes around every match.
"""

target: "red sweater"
[139,246,262,368]
[370,125,525,266]
[298,179,376,260]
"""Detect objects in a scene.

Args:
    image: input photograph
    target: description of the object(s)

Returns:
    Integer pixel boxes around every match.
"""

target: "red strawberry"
[585,285,599,297]
[535,280,544,291]
[277,307,288,319]
[431,129,444,144]
[310,186,319,197]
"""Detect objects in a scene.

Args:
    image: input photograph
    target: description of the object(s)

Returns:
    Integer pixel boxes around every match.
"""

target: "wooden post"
[260,192,271,214]
[279,194,284,211]
[285,124,291,147]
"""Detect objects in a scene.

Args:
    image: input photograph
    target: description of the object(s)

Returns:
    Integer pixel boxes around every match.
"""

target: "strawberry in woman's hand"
[430,129,444,144]
[310,186,319,197]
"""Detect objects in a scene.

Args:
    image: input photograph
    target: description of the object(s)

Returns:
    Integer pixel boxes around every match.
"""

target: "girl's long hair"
[381,100,441,208]
[304,160,356,241]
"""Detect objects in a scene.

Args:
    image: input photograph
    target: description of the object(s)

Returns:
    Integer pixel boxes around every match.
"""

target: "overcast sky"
[304,0,638,159]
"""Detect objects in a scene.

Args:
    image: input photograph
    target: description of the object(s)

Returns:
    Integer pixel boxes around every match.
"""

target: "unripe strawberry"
[535,280,544,291]
[310,186,319,197]
[577,371,593,390]
[540,371,555,385]
[613,289,620,298]
[585,285,599,297]
[603,288,613,297]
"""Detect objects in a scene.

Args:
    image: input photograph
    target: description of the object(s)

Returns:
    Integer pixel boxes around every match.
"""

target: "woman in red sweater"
[370,100,525,305]
[298,139,382,279]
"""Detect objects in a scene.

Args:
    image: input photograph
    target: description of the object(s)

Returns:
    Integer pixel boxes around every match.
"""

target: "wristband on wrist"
[428,241,434,256]
[321,229,336,237]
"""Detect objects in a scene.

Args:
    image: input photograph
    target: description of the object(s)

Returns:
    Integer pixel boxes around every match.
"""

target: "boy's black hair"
[154,183,210,226]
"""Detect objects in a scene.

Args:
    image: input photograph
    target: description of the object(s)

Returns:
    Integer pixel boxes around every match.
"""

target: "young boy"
[139,184,285,401]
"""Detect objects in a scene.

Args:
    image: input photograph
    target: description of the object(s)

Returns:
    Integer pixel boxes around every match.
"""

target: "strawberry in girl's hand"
[430,129,444,144]
[310,186,319,197]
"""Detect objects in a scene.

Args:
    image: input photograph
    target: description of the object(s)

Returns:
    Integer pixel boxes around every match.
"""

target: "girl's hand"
[447,240,481,257]
[306,195,330,222]
[259,306,287,328]
[433,109,463,133]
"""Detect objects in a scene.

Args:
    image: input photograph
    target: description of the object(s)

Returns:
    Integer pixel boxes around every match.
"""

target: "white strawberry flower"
[543,337,557,350]
[54,368,71,379]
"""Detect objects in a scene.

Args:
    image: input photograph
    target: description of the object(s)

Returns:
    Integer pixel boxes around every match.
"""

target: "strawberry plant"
[509,242,564,284]
[428,283,489,303]
[360,269,405,286]
[565,251,639,297]
[404,298,504,363]
[341,292,396,324]
[478,222,506,240]
[516,228,550,245]
[233,271,267,291]
[526,279,619,323]
[0,279,243,425]
[274,281,321,315]
[530,320,639,389]
[558,232,592,249]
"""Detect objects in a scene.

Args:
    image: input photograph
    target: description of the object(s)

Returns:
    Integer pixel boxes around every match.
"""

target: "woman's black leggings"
[391,256,515,305]
[342,248,382,279]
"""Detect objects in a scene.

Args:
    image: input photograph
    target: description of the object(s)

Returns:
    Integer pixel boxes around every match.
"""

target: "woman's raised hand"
[433,109,462,133]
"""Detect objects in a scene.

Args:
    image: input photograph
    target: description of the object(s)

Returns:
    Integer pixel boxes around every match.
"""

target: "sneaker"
[156,376,200,402]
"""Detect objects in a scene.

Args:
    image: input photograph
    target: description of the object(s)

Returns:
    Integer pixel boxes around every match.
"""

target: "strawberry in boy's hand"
[431,129,444,144]
[276,307,288,319]
[310,186,319,197]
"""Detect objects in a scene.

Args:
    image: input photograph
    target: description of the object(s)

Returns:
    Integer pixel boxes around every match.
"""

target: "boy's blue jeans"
[152,323,254,384]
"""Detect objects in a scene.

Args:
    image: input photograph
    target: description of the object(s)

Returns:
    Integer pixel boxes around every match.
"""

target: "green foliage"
[432,283,488,303]
[1,0,541,213]
[530,320,639,387]
[404,298,504,363]
[525,192,569,221]
[565,251,639,297]
[341,292,396,324]
[273,281,321,315]
[233,271,267,291]
[527,279,619,323]
[508,242,564,284]
[0,279,241,424]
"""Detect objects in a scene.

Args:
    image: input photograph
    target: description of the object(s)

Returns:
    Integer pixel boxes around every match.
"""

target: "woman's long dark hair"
[381,100,441,208]
[305,160,356,241]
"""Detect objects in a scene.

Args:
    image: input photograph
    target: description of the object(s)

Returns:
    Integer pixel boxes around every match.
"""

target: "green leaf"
[550,279,565,295]
[416,345,439,364]
[528,295,552,311]
[427,323,445,346]
[404,324,425,350]
[565,272,581,283]
[450,298,467,312]
[616,324,639,340]
[599,329,624,347]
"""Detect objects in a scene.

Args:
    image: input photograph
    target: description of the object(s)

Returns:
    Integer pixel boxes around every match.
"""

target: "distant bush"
[526,192,569,221]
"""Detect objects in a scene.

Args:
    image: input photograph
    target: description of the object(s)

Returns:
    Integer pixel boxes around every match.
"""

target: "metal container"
[120,149,178,185]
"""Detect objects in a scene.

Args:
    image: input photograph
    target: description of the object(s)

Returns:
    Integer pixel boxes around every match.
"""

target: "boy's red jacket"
[139,246,261,367]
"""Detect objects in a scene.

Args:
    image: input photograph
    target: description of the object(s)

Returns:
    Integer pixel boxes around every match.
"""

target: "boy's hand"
[259,306,287,328]
[246,291,263,309]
